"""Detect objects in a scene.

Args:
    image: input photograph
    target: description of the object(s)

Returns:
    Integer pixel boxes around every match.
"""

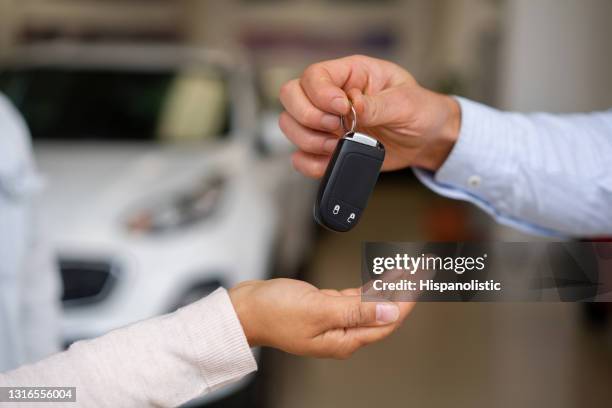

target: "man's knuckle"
[302,63,321,79]
[279,80,294,100]
[278,112,290,132]
[368,99,382,124]
[316,161,327,177]
[302,107,320,127]
[367,102,377,122]
[350,54,367,61]
[303,137,316,152]
[291,154,302,170]
[306,136,324,153]
[301,63,330,98]
[309,159,322,178]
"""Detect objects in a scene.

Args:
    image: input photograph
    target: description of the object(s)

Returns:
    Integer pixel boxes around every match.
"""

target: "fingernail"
[323,138,338,153]
[376,304,399,323]
[321,114,339,130]
[331,97,349,114]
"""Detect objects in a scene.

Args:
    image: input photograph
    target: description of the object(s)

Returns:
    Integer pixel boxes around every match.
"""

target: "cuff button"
[467,175,481,188]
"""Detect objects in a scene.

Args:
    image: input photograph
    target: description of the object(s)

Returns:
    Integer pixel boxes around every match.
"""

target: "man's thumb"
[347,89,388,128]
[327,296,400,328]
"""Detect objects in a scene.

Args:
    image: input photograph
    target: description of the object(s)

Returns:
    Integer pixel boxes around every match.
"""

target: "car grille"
[59,258,118,306]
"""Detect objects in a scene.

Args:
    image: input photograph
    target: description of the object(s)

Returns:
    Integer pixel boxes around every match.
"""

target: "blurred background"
[1,0,611,407]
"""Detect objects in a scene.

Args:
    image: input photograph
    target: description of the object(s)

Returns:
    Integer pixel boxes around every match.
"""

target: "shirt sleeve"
[413,97,612,238]
[0,288,257,408]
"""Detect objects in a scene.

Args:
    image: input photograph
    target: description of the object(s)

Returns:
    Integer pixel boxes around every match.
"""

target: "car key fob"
[314,130,385,232]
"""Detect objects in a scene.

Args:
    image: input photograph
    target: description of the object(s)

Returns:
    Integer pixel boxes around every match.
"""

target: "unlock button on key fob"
[326,200,361,231]
[346,211,357,224]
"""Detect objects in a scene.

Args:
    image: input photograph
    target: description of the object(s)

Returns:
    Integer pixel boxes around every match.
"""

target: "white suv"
[0,43,316,405]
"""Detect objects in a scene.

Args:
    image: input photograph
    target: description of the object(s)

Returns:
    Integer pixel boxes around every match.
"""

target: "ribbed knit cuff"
[176,288,257,392]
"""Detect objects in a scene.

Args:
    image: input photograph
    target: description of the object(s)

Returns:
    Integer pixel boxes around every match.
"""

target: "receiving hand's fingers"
[279,79,341,132]
[291,151,330,179]
[320,289,342,296]
[362,269,410,300]
[345,282,415,324]
[312,325,396,360]
[323,295,400,330]
[279,111,340,155]
[318,288,365,297]
[395,301,416,324]
[339,288,361,296]
[334,302,414,358]
[350,325,396,348]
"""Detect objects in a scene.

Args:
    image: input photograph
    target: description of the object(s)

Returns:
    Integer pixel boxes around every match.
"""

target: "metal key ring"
[340,102,357,134]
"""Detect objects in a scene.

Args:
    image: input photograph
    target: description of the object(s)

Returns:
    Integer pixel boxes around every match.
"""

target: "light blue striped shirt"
[414,97,612,238]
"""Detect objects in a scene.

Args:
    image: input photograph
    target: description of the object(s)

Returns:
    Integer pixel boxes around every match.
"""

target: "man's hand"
[229,278,414,359]
[279,55,461,177]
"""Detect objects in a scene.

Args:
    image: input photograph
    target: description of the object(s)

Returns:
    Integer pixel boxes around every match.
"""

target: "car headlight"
[125,175,225,234]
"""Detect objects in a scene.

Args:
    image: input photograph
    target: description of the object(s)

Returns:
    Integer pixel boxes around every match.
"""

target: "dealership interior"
[1,1,611,407]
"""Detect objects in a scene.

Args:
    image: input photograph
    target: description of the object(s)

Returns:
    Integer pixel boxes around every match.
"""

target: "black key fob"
[314,132,385,232]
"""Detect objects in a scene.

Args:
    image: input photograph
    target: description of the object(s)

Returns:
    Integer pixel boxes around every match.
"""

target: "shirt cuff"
[176,287,257,392]
[413,97,563,237]
[434,97,514,196]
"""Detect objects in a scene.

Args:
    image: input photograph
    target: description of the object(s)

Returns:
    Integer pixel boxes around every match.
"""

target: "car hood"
[34,141,250,247]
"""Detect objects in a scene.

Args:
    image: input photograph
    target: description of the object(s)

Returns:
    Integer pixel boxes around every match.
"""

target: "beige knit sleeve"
[0,288,257,407]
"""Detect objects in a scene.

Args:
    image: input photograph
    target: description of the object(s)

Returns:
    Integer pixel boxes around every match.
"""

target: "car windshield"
[0,67,231,142]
